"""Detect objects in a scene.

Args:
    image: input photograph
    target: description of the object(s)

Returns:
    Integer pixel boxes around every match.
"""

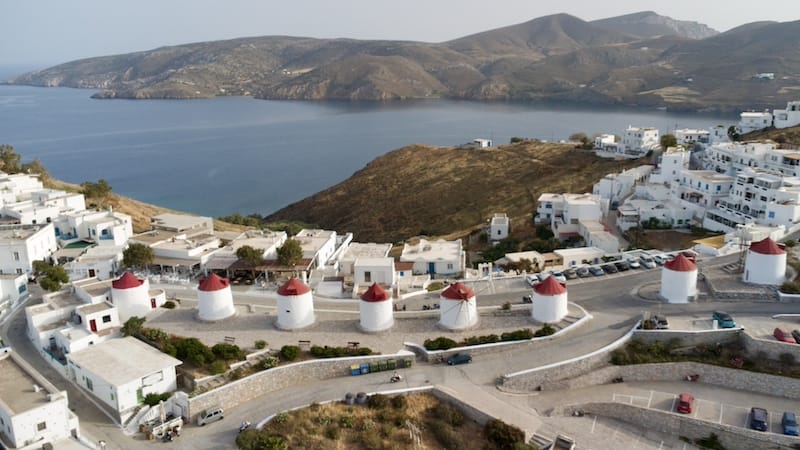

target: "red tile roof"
[198,273,230,292]
[664,254,697,272]
[533,275,567,295]
[441,282,475,300]
[277,277,311,296]
[361,283,390,302]
[749,237,785,255]
[112,272,144,289]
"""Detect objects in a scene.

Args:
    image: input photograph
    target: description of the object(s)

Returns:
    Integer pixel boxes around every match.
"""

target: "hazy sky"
[1,0,798,67]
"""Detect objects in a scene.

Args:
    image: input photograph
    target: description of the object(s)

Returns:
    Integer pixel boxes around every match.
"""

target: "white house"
[65,244,124,281]
[337,242,392,276]
[0,223,57,276]
[593,166,653,202]
[0,172,44,206]
[553,247,605,268]
[674,128,710,146]
[773,101,800,129]
[489,213,509,240]
[649,147,690,185]
[354,257,395,287]
[66,337,181,422]
[52,209,133,247]
[738,111,773,134]
[594,134,617,151]
[293,229,339,269]
[400,238,465,277]
[0,348,79,449]
[150,213,213,235]
[621,126,659,155]
[473,138,492,148]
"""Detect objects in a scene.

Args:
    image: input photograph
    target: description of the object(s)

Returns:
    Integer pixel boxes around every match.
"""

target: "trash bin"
[369,362,378,373]
[387,359,396,370]
[355,392,368,405]
[360,363,370,374]
[350,364,361,376]
[344,392,355,405]
[378,360,388,371]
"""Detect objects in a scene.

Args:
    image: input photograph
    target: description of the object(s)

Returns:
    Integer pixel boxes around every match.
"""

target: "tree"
[236,245,264,267]
[32,260,69,292]
[276,239,303,267]
[20,158,48,178]
[123,243,154,269]
[121,316,146,337]
[81,179,112,199]
[660,134,678,149]
[727,125,740,142]
[569,132,594,150]
[0,145,21,173]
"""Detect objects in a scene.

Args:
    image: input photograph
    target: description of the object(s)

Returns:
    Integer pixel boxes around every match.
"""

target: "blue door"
[428,262,436,275]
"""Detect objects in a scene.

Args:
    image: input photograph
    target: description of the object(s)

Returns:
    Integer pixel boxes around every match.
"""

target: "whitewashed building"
[52,209,133,247]
[354,257,395,287]
[111,272,166,322]
[400,238,465,277]
[359,283,393,332]
[532,276,568,323]
[0,223,57,276]
[65,244,124,281]
[621,126,659,155]
[553,247,605,268]
[0,273,28,311]
[773,101,800,129]
[738,111,773,133]
[743,237,786,285]
[294,229,339,269]
[66,337,181,422]
[660,254,697,303]
[649,147,691,185]
[0,348,79,449]
[0,172,44,205]
[276,277,315,330]
[675,128,710,146]
[197,273,235,321]
[594,134,617,151]
[490,213,509,241]
[439,282,478,330]
[337,242,392,276]
[593,166,653,203]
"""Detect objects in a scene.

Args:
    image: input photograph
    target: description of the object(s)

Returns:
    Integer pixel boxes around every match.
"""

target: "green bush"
[430,419,464,450]
[162,300,176,309]
[255,339,268,349]
[484,419,526,449]
[309,345,373,358]
[209,360,228,374]
[367,394,389,409]
[141,327,168,343]
[533,324,556,337]
[427,281,446,291]
[142,392,171,406]
[212,343,245,361]
[501,329,534,341]
[258,357,279,370]
[280,345,300,361]
[339,414,355,429]
[781,281,800,294]
[432,402,465,427]
[423,337,458,351]
[174,337,214,366]
[694,432,726,450]
[235,431,288,450]
[461,334,499,346]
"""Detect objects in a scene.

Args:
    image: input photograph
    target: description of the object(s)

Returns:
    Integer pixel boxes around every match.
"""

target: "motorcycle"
[686,374,700,382]
[162,431,174,442]
[390,374,403,383]
[239,421,251,433]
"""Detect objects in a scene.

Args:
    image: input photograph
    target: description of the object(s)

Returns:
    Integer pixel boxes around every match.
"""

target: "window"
[447,263,454,270]
[12,251,19,261]
[716,185,721,191]
[37,422,46,431]
[102,315,111,323]
[86,378,93,391]
[15,268,22,275]
[364,271,371,283]
[496,230,501,235]
[769,211,776,219]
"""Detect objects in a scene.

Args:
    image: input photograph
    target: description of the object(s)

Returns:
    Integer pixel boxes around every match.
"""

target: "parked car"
[525,274,539,286]
[652,254,666,266]
[639,255,657,269]
[588,266,605,276]
[614,260,630,271]
[627,258,641,269]
[576,267,591,278]
[750,407,769,431]
[601,263,618,274]
[676,393,694,414]
[447,353,472,365]
[652,315,669,329]
[712,311,736,328]
[197,406,224,426]
[522,294,532,304]
[564,268,578,280]
[782,412,799,436]
[792,329,800,344]
[774,327,795,343]
[549,271,567,283]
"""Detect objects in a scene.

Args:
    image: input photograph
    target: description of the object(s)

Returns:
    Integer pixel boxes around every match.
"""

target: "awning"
[151,256,200,268]
[205,255,238,270]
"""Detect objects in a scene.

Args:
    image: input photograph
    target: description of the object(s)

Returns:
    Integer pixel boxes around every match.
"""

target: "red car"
[676,393,694,414]
[774,327,795,343]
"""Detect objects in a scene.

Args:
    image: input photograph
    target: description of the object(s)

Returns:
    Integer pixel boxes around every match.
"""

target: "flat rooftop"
[151,213,211,232]
[354,257,394,268]
[0,350,60,414]
[340,242,393,261]
[74,278,112,298]
[67,337,181,387]
[688,171,734,182]
[76,301,114,315]
[401,239,462,262]
[130,230,177,245]
[0,224,43,241]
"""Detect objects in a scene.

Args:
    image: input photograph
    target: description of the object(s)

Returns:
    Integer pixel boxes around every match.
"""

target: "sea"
[0,83,736,218]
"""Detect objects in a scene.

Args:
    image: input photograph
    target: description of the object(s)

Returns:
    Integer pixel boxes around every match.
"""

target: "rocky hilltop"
[8,12,800,112]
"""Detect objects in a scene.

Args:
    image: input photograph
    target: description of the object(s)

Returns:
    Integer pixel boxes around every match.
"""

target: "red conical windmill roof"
[277,278,311,296]
[441,282,475,300]
[112,272,144,289]
[361,283,390,302]
[664,254,697,272]
[198,273,230,291]
[749,237,785,255]
[533,275,567,295]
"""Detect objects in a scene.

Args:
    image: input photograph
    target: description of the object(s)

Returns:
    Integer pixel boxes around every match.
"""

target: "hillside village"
[1,99,800,448]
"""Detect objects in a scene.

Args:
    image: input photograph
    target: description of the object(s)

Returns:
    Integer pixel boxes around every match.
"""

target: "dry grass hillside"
[265,141,644,242]
[741,124,800,147]
[43,178,250,234]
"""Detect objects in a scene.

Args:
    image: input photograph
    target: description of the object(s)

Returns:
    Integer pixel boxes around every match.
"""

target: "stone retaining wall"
[631,328,742,347]
[742,331,800,362]
[556,402,797,450]
[187,354,413,421]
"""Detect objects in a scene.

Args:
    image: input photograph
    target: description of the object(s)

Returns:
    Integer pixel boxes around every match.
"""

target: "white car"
[639,255,657,269]
[627,258,641,269]
[549,271,567,283]
[525,274,539,286]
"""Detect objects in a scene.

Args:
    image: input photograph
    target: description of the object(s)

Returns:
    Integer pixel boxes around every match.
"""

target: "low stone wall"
[631,328,742,347]
[187,353,413,421]
[778,291,800,303]
[406,303,592,362]
[742,331,800,362]
[557,402,797,450]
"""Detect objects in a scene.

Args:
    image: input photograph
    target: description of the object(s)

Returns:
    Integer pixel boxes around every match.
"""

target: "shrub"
[162,300,176,309]
[258,357,279,371]
[174,337,214,366]
[484,419,526,449]
[533,324,556,337]
[430,419,464,450]
[367,394,389,409]
[235,431,288,450]
[462,334,499,346]
[500,329,534,341]
[255,339,267,350]
[324,425,340,440]
[423,337,458,351]
[212,343,245,361]
[143,392,170,406]
[339,414,355,429]
[427,281,446,292]
[391,395,407,410]
[359,430,383,450]
[432,402,465,427]
[781,281,800,294]
[280,345,300,361]
[501,301,511,310]
[141,327,168,343]
[694,432,725,450]
[209,360,228,374]
[309,345,374,358]
[229,368,244,380]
